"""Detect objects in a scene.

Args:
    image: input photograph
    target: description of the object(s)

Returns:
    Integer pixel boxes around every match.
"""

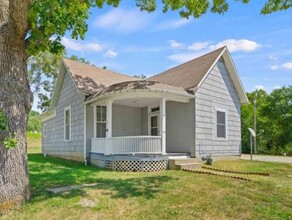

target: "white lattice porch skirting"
[89,153,168,172]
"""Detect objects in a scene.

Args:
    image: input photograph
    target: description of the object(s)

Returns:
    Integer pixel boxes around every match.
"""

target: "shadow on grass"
[28,154,175,202]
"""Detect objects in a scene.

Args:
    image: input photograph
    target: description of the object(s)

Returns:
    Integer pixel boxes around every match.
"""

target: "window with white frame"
[216,109,227,139]
[96,106,107,138]
[64,107,71,141]
[43,124,47,137]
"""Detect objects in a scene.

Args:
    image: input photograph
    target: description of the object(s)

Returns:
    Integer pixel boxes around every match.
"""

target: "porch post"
[160,97,167,155]
[105,100,113,155]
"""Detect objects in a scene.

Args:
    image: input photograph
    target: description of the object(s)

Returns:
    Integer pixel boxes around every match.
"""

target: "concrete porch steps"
[169,158,202,170]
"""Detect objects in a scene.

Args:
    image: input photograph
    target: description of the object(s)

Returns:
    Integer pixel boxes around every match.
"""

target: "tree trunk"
[0,0,32,215]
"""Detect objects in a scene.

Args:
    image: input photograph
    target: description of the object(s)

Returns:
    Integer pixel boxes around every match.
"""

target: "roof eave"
[84,88,195,105]
[194,47,249,105]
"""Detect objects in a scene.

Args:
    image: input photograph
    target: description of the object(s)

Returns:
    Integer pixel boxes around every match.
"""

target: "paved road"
[241,154,292,164]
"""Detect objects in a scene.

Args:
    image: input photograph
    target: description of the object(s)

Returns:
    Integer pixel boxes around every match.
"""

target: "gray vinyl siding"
[195,61,241,156]
[85,105,94,158]
[112,104,141,136]
[141,107,148,135]
[42,72,84,160]
[166,100,195,153]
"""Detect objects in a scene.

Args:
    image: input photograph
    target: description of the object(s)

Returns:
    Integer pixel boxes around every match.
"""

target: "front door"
[150,114,160,136]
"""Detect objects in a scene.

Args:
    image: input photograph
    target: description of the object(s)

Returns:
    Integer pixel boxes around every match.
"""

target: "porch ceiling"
[114,98,160,108]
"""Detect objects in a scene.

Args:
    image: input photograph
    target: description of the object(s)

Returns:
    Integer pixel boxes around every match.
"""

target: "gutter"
[83,104,87,165]
[84,88,195,105]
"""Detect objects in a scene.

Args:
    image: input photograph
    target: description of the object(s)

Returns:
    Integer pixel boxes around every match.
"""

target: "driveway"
[241,154,292,164]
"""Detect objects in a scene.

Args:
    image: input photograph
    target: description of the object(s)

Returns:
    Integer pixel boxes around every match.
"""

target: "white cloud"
[188,42,209,51]
[167,51,207,63]
[61,37,102,52]
[209,39,262,52]
[282,62,292,70]
[94,8,152,33]
[255,85,265,90]
[168,40,185,49]
[104,50,118,58]
[167,39,261,63]
[156,18,191,30]
[270,62,292,71]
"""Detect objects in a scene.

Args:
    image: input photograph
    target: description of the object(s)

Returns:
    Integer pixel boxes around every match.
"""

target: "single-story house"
[40,46,249,171]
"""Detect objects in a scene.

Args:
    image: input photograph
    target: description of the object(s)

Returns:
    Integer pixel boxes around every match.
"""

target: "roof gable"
[149,47,248,104]
[150,47,226,90]
[63,58,138,95]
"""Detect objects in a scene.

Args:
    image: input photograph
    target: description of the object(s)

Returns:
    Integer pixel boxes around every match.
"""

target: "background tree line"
[241,86,292,156]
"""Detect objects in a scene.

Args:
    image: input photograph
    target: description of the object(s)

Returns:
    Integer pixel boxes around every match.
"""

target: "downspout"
[83,104,87,165]
[193,95,197,157]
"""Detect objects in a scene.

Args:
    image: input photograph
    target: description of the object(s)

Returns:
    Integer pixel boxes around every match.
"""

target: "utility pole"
[254,96,257,154]
[248,128,255,160]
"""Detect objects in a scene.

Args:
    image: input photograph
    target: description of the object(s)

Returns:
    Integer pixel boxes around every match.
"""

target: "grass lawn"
[27,132,41,154]
[3,154,292,220]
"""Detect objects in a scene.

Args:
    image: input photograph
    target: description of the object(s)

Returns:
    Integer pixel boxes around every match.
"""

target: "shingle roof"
[63,58,138,95]
[149,47,226,90]
[86,80,191,101]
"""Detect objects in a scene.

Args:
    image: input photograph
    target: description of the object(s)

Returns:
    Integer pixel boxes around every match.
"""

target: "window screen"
[64,108,71,140]
[216,111,226,138]
[96,106,107,138]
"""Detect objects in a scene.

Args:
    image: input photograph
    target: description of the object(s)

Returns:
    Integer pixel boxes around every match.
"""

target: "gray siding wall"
[42,72,84,160]
[195,61,241,156]
[141,107,148,135]
[112,104,142,136]
[166,100,195,153]
[85,105,94,157]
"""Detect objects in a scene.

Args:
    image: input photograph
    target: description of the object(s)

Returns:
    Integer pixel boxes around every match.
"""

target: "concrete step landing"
[169,158,202,170]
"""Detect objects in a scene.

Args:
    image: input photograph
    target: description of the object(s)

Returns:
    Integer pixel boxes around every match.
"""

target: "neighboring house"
[40,46,249,171]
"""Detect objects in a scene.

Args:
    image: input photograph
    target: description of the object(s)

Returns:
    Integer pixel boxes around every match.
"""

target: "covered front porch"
[84,81,195,158]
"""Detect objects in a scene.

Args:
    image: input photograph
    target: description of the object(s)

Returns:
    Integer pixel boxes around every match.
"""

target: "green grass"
[3,155,292,220]
[27,132,41,154]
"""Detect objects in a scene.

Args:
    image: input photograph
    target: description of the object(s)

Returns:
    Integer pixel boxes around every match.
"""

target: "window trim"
[94,105,107,138]
[148,105,160,136]
[43,124,47,137]
[214,108,228,141]
[64,106,71,141]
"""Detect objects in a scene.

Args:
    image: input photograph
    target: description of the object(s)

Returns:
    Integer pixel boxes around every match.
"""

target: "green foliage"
[0,111,18,149]
[3,133,18,149]
[68,55,90,64]
[241,86,292,155]
[261,0,292,14]
[27,111,42,132]
[0,111,8,131]
[134,74,147,79]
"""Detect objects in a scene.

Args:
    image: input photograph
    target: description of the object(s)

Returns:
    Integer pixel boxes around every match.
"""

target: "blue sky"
[33,1,292,110]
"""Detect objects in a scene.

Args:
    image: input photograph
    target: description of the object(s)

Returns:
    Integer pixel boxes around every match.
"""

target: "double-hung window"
[64,107,71,141]
[96,106,107,138]
[216,109,227,139]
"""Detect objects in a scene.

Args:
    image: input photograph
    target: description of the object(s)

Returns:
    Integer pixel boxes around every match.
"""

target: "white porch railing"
[91,136,162,155]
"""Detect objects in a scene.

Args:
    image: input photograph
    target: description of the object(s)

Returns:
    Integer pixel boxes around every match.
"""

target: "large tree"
[0,0,291,214]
